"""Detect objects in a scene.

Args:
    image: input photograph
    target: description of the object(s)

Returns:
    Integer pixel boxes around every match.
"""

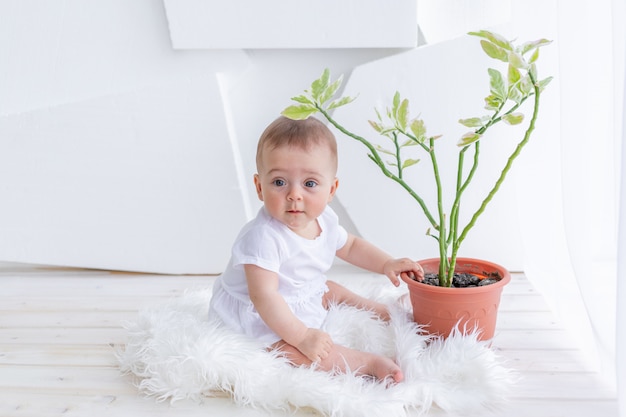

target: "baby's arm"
[244,264,333,362]
[336,234,424,284]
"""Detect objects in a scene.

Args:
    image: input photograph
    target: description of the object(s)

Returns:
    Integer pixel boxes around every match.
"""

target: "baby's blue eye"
[273,179,286,186]
[304,180,318,188]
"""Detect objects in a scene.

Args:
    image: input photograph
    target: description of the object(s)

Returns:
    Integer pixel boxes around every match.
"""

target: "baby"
[209,116,423,383]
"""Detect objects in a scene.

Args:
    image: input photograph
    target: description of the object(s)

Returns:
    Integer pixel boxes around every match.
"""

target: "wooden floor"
[0,261,618,417]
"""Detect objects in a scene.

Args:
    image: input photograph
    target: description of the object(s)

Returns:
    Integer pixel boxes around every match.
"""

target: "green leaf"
[484,94,502,111]
[319,75,343,105]
[373,124,396,138]
[401,138,419,147]
[402,158,420,169]
[374,107,384,122]
[392,92,401,113]
[520,38,552,55]
[291,95,313,105]
[457,132,482,147]
[281,104,318,120]
[369,120,383,133]
[519,75,533,96]
[480,40,508,62]
[375,145,396,157]
[468,30,512,51]
[508,86,523,104]
[508,50,529,70]
[396,98,409,130]
[458,117,484,128]
[327,95,356,110]
[502,112,524,125]
[310,69,330,101]
[537,76,554,92]
[488,68,507,100]
[385,106,393,120]
[529,62,538,80]
[508,64,521,85]
[410,118,427,141]
[529,47,540,64]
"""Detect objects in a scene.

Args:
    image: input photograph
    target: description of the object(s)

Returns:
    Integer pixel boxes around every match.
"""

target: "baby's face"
[254,144,338,239]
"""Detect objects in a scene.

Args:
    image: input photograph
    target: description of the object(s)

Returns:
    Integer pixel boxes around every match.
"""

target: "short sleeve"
[335,223,348,250]
[322,206,348,251]
[231,227,284,273]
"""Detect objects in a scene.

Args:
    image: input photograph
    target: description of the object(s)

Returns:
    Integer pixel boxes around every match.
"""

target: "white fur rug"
[117,281,515,417]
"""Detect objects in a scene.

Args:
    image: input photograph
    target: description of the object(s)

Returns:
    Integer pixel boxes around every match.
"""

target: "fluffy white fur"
[117,282,514,417]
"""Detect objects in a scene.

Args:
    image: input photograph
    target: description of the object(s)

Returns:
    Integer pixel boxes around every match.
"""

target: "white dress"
[209,206,348,346]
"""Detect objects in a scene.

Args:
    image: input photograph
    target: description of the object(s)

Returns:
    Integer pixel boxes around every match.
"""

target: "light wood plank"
[0,296,187,312]
[510,372,616,399]
[0,310,136,328]
[495,311,561,330]
[1,275,213,297]
[494,348,597,373]
[0,345,118,367]
[426,398,619,417]
[0,365,128,393]
[0,328,127,345]
[0,390,301,417]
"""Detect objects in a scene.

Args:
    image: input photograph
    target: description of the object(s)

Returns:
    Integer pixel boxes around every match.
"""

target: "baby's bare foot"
[373,302,391,321]
[369,355,404,383]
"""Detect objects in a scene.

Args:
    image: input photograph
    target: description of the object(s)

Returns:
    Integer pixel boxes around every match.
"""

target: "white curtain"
[517,0,624,405]
[616,0,626,414]
[618,56,626,416]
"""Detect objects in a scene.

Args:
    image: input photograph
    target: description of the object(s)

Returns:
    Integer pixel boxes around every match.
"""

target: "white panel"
[0,0,247,116]
[417,0,511,44]
[0,76,245,274]
[330,36,524,270]
[163,0,417,49]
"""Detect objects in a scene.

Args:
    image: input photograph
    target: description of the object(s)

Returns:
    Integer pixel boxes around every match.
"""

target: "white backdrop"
[514,0,622,394]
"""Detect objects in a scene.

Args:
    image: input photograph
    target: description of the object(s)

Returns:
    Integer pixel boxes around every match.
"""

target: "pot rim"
[401,257,512,294]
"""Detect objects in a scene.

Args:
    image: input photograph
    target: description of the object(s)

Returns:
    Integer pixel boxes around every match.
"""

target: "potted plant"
[281,30,552,340]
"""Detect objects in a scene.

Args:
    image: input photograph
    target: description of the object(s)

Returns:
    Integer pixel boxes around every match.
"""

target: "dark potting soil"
[420,271,501,288]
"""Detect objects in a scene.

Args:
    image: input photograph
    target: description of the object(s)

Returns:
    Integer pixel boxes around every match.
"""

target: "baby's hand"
[383,258,424,286]
[295,328,333,363]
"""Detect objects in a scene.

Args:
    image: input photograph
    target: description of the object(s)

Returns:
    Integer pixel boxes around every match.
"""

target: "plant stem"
[393,132,403,179]
[455,73,542,251]
[426,137,449,283]
[445,97,516,283]
[443,134,488,283]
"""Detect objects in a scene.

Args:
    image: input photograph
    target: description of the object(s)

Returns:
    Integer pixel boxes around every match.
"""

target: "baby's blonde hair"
[256,116,338,172]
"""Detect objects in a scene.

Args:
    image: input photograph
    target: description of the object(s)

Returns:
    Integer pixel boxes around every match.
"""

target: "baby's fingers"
[401,270,422,282]
[412,263,425,281]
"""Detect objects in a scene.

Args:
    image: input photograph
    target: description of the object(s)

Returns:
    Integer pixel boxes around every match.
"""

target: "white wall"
[0,0,523,274]
[0,0,248,273]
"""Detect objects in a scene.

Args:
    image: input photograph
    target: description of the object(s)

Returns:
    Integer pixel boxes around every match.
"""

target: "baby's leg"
[324,280,390,320]
[271,340,403,383]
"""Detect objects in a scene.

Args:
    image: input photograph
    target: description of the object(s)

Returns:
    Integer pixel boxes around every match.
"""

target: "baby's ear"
[328,177,339,201]
[253,174,264,201]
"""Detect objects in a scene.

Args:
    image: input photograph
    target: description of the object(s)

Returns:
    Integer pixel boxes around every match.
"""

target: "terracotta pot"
[400,257,511,341]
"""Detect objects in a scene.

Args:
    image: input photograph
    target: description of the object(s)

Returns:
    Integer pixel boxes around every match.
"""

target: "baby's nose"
[287,185,303,200]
